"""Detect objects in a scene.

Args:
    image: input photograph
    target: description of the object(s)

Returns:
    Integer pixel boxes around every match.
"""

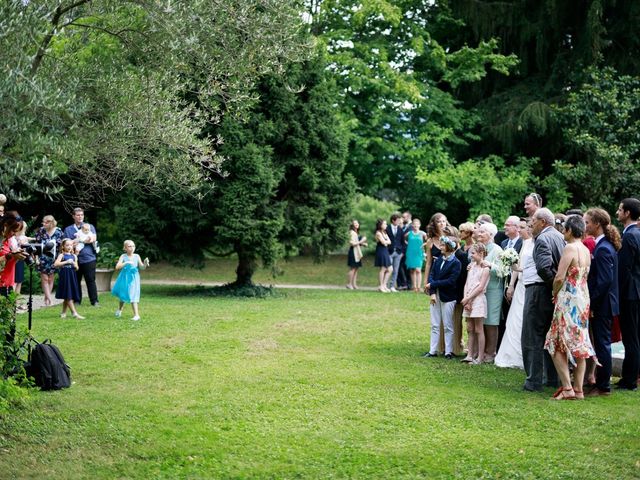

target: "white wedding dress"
[495,238,533,369]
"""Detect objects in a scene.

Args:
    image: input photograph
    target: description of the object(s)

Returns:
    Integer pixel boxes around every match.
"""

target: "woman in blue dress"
[112,240,149,321]
[35,215,63,306]
[54,239,84,319]
[404,218,428,292]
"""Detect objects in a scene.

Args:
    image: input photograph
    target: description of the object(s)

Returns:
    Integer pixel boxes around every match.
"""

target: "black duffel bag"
[26,339,71,391]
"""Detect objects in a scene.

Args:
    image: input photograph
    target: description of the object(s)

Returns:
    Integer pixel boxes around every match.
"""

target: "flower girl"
[54,239,84,319]
[111,240,149,321]
[461,243,491,364]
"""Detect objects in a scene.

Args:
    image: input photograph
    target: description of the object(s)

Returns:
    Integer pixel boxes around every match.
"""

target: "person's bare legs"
[475,318,485,363]
[384,267,393,290]
[462,318,474,361]
[40,273,52,305]
[352,269,359,289]
[15,282,22,295]
[551,352,573,388]
[132,302,140,318]
[347,268,356,288]
[484,325,498,360]
[378,267,387,291]
[61,300,68,316]
[584,358,596,385]
[573,358,586,397]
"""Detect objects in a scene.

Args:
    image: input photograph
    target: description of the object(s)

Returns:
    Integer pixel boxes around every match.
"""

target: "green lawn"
[1,287,638,479]
[144,254,382,287]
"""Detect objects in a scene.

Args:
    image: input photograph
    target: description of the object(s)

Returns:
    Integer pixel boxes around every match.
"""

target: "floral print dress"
[544,265,596,366]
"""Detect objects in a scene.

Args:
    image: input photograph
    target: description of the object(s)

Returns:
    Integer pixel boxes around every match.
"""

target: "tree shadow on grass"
[144,283,283,299]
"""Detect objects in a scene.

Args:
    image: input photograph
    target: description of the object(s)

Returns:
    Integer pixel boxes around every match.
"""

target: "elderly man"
[63,208,99,307]
[521,208,564,392]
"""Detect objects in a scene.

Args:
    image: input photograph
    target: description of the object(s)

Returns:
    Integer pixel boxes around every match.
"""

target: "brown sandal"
[573,389,584,400]
[552,386,576,400]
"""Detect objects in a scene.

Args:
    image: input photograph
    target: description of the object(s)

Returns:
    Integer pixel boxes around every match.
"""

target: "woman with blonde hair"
[35,215,63,306]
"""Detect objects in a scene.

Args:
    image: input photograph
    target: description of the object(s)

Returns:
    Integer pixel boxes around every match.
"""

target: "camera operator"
[1,212,28,298]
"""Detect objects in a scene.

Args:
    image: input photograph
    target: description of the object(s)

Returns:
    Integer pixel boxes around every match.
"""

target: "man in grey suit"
[521,208,564,392]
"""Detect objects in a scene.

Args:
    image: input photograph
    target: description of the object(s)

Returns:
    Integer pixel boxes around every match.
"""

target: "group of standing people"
[347,194,640,399]
[1,202,148,321]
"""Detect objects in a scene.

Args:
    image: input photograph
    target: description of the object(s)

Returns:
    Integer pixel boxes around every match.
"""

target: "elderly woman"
[475,222,504,362]
[35,215,64,305]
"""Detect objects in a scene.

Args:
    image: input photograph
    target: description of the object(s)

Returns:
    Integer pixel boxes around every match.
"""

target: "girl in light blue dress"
[111,240,149,321]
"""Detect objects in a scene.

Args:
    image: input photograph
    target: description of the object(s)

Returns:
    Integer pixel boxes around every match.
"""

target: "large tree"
[0,0,305,204]
[105,53,355,286]
[442,0,640,211]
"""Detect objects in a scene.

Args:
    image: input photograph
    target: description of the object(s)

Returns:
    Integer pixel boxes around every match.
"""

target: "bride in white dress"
[495,220,533,369]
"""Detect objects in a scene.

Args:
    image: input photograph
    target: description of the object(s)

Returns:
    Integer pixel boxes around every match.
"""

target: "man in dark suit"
[616,198,640,391]
[521,208,564,392]
[498,215,524,349]
[584,208,619,396]
[396,211,412,290]
[386,213,404,292]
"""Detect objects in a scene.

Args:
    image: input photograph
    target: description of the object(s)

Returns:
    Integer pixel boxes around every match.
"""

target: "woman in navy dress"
[374,218,392,292]
[54,239,84,319]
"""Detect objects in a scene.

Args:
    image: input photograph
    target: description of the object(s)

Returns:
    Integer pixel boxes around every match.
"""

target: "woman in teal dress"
[404,218,428,293]
[475,222,504,362]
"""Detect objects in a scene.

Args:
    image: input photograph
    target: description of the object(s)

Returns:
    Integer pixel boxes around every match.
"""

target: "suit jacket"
[533,226,565,287]
[428,255,461,303]
[618,224,640,301]
[588,238,619,316]
[500,236,523,254]
[386,224,404,254]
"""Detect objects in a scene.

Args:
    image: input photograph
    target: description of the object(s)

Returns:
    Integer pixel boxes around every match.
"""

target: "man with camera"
[63,208,99,307]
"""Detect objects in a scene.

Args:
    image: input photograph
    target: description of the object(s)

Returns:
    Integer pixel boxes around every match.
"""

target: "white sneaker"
[132,315,140,321]
[389,287,398,293]
[115,310,122,318]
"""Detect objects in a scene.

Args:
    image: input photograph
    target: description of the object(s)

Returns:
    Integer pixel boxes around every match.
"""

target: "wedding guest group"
[345,195,640,399]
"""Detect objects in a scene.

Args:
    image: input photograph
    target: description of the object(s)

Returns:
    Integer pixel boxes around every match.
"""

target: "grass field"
[144,254,382,287]
[1,286,639,479]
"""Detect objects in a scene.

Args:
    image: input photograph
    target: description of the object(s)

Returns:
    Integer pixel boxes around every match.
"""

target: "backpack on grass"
[26,339,71,391]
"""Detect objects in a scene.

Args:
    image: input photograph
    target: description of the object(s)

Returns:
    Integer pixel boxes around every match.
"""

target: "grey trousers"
[521,284,558,390]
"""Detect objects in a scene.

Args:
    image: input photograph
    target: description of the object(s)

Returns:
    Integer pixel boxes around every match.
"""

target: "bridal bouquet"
[497,247,520,278]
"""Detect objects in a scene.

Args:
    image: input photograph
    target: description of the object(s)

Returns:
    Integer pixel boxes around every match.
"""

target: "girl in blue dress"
[54,239,84,319]
[112,240,149,321]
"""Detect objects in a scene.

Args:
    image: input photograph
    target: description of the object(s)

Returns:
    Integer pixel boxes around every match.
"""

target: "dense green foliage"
[103,55,355,285]
[1,287,639,477]
[0,0,304,203]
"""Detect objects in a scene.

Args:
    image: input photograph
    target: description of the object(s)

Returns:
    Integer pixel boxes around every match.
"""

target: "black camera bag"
[26,339,71,390]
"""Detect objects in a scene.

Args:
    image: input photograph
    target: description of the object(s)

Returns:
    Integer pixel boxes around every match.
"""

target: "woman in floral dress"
[35,215,63,306]
[545,215,596,400]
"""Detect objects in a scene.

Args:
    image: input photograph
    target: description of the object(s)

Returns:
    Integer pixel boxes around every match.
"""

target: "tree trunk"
[235,248,256,287]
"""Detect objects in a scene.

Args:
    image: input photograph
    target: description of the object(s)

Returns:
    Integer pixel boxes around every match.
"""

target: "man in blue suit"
[584,208,619,396]
[386,213,405,292]
[616,198,640,391]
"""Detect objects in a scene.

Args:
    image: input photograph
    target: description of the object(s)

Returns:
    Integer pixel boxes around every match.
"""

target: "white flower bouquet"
[497,247,520,278]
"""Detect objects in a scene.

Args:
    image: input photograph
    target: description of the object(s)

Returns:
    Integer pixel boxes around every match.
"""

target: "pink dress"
[463,263,487,318]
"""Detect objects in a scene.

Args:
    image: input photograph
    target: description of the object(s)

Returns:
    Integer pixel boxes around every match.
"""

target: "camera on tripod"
[21,241,56,266]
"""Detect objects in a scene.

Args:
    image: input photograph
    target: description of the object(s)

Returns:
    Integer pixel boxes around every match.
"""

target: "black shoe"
[615,383,638,391]
[422,352,438,358]
[522,384,543,392]
[444,353,454,360]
